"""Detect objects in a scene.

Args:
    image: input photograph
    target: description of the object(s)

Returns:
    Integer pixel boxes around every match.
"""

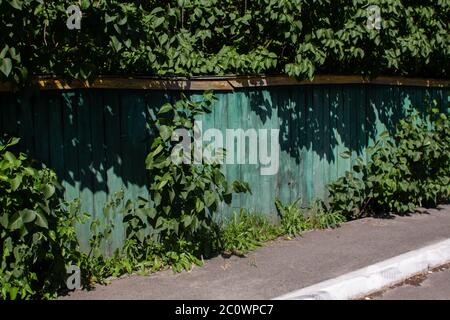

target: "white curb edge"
[273,238,450,300]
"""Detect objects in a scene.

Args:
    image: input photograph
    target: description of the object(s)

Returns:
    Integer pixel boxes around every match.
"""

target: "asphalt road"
[370,264,450,300]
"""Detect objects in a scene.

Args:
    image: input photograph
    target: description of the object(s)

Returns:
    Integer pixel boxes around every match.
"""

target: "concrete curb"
[273,238,450,300]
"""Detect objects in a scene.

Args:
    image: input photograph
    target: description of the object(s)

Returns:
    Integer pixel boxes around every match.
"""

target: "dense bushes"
[328,105,450,219]
[1,0,449,85]
[0,137,83,299]
[145,91,251,261]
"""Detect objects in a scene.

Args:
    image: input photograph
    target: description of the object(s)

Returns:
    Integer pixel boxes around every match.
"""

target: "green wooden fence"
[0,83,448,250]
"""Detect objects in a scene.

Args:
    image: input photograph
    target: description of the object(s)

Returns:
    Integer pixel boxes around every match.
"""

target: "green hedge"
[328,106,450,219]
[0,0,448,85]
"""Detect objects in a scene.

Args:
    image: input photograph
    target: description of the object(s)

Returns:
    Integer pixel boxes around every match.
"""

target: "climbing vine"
[0,0,448,86]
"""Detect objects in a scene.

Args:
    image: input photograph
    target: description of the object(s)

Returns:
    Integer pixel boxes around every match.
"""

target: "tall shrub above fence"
[1,0,449,85]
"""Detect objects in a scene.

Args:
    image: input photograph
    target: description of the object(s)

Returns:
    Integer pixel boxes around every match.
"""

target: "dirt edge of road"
[363,263,450,300]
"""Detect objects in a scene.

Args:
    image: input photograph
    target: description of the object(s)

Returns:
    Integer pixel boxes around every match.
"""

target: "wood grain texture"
[1,75,449,92]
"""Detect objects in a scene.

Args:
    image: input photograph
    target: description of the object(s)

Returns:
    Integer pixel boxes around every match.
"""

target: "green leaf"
[8,0,22,10]
[159,125,172,141]
[232,181,252,194]
[150,7,165,15]
[3,137,20,149]
[195,198,204,213]
[145,207,157,219]
[3,151,18,164]
[159,34,169,45]
[9,287,19,300]
[110,36,122,52]
[34,211,48,229]
[41,184,55,200]
[340,150,351,159]
[0,45,9,59]
[182,215,193,228]
[8,212,23,231]
[158,103,173,114]
[204,190,215,207]
[105,13,117,24]
[158,179,169,189]
[379,131,390,139]
[20,209,36,224]
[153,17,165,28]
[0,214,9,228]
[10,175,22,191]
[0,58,12,77]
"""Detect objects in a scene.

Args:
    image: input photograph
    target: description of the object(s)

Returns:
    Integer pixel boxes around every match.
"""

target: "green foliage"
[105,193,166,276]
[84,191,208,278]
[275,197,309,237]
[221,199,347,256]
[276,198,346,236]
[1,0,448,86]
[0,139,134,299]
[328,105,450,218]
[145,91,251,260]
[306,200,347,230]
[220,209,281,255]
[0,137,84,299]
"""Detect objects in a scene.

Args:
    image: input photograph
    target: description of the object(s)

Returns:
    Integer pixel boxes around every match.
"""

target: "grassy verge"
[220,199,347,256]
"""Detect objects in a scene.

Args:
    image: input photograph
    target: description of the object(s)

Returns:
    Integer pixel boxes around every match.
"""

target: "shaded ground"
[62,205,450,300]
[366,263,450,300]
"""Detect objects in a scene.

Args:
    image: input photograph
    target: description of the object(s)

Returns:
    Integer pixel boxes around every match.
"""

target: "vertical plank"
[322,86,331,195]
[2,94,18,137]
[48,94,64,178]
[16,90,35,155]
[275,87,292,207]
[226,90,242,212]
[212,92,230,220]
[3,94,19,154]
[90,91,111,254]
[262,88,279,215]
[119,91,149,202]
[312,86,324,201]
[342,85,352,172]
[349,85,359,170]
[305,86,316,203]
[104,90,125,252]
[61,91,81,204]
[296,87,308,203]
[357,85,367,164]
[33,92,50,165]
[239,89,257,213]
[335,85,347,178]
[328,85,341,185]
[391,85,401,129]
[77,90,94,252]
[289,87,302,203]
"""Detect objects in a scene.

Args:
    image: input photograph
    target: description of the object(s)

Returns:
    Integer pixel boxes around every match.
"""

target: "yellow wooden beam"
[227,75,450,88]
[0,75,449,92]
